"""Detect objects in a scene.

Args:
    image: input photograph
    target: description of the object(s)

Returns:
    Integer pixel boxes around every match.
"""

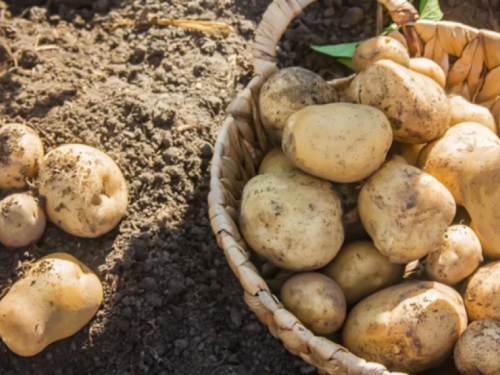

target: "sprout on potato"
[352,36,410,72]
[0,193,46,248]
[38,144,128,238]
[0,253,103,356]
[258,147,296,175]
[0,123,44,189]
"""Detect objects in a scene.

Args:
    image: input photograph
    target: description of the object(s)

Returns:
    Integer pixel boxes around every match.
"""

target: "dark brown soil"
[0,0,498,375]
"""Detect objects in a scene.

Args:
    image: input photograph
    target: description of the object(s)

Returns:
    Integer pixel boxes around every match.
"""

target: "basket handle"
[253,0,419,76]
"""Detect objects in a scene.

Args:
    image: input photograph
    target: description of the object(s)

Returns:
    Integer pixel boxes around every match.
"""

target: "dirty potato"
[343,281,468,373]
[239,172,344,271]
[358,156,456,263]
[281,272,346,335]
[352,36,410,72]
[258,147,296,175]
[259,67,337,143]
[349,59,451,144]
[409,57,446,88]
[283,103,393,183]
[449,95,497,133]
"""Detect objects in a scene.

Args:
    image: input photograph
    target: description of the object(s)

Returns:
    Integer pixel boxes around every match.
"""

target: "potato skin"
[239,172,344,271]
[470,221,500,260]
[283,103,393,183]
[281,273,346,335]
[0,253,103,356]
[462,261,500,322]
[38,144,128,238]
[342,281,468,373]
[449,95,497,133]
[454,319,500,375]
[418,122,500,205]
[409,58,446,88]
[349,59,451,144]
[259,67,337,143]
[322,241,404,305]
[352,36,410,72]
[358,157,456,263]
[258,147,296,175]
[425,225,483,286]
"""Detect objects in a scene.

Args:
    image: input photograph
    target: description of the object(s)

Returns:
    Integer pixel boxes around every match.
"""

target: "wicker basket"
[208,1,500,374]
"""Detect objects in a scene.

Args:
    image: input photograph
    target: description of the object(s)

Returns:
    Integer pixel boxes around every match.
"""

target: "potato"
[321,241,404,305]
[459,146,500,256]
[449,95,497,133]
[418,122,500,205]
[281,272,346,335]
[352,36,410,72]
[38,144,128,238]
[359,156,456,263]
[454,319,500,375]
[259,67,337,143]
[283,103,392,183]
[409,57,446,88]
[388,141,426,166]
[0,193,46,248]
[0,253,103,356]
[258,147,296,175]
[0,123,44,189]
[342,281,468,373]
[425,225,483,286]
[462,261,500,322]
[470,221,500,260]
[239,171,344,271]
[349,59,451,144]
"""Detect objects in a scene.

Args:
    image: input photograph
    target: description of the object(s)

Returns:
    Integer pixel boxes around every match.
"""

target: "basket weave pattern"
[208,1,500,374]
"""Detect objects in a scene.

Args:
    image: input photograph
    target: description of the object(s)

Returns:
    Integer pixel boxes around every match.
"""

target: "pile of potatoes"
[0,123,129,356]
[240,36,500,374]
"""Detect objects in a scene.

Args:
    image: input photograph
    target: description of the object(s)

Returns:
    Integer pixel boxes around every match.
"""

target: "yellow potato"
[258,147,296,175]
[0,194,46,248]
[470,221,500,260]
[342,281,467,373]
[349,59,451,144]
[358,156,456,263]
[449,95,497,133]
[283,103,393,183]
[239,171,344,271]
[0,253,103,356]
[0,123,44,189]
[462,261,500,322]
[409,57,446,88]
[38,144,128,238]
[259,67,337,143]
[281,272,346,335]
[352,36,410,72]
[418,122,500,205]
[454,319,500,375]
[322,241,404,305]
[425,225,483,286]
[388,141,426,166]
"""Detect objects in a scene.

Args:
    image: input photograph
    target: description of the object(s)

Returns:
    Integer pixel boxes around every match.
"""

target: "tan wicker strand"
[209,0,500,374]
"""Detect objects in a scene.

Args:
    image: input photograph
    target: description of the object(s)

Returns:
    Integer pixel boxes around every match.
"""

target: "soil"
[0,0,498,375]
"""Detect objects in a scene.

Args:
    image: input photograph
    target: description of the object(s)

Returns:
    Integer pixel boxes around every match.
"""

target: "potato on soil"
[348,59,451,144]
[0,124,44,189]
[425,225,483,286]
[358,156,456,264]
[418,122,500,205]
[342,281,468,373]
[283,103,393,183]
[38,144,128,238]
[259,67,337,144]
[0,194,46,248]
[449,95,497,133]
[454,319,500,375]
[281,272,346,335]
[0,253,103,356]
[388,141,426,166]
[409,57,446,88]
[462,261,500,322]
[321,241,404,305]
[239,171,344,271]
[258,147,296,175]
[470,221,500,260]
[352,36,410,72]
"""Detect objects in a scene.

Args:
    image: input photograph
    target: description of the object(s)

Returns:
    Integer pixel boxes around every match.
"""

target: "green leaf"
[337,58,354,70]
[419,0,443,21]
[381,23,398,35]
[311,42,360,59]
